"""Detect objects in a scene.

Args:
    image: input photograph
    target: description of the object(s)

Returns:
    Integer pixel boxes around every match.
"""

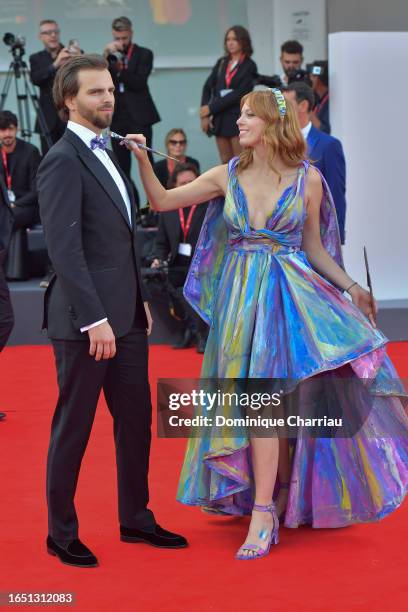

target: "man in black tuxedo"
[29,19,81,154]
[0,176,15,420]
[104,16,160,180]
[37,54,186,568]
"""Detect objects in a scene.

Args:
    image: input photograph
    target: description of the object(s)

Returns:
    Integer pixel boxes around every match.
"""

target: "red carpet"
[0,342,407,611]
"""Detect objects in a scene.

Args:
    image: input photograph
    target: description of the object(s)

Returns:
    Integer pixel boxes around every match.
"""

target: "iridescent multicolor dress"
[177,156,408,527]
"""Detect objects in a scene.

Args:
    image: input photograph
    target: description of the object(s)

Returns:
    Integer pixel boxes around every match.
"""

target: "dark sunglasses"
[168,139,186,145]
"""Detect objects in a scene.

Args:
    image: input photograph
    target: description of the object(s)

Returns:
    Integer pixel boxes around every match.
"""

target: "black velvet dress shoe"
[46,536,98,567]
[0,412,6,421]
[120,524,188,548]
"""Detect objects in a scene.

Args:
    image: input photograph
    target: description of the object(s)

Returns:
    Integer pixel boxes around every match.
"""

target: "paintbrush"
[363,246,376,325]
[110,131,179,162]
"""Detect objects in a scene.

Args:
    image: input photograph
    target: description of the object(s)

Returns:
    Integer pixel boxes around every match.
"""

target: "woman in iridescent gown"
[125,89,408,560]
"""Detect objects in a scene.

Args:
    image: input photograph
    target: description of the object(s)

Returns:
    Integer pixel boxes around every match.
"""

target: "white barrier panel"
[329,32,408,300]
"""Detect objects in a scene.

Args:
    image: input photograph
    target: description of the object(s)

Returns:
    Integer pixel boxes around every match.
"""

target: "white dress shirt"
[66,120,133,333]
[301,121,312,141]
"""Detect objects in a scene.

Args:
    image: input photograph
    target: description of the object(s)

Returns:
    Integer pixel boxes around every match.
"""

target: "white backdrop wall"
[329,32,408,301]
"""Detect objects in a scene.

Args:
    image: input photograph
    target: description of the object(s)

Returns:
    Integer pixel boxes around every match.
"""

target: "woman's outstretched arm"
[124,133,228,211]
[301,166,377,326]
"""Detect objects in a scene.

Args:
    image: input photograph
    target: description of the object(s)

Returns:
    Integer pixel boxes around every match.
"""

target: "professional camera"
[254,72,282,88]
[286,68,311,86]
[3,32,26,58]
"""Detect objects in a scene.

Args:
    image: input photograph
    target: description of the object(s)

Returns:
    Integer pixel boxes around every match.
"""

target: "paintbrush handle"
[110,132,179,162]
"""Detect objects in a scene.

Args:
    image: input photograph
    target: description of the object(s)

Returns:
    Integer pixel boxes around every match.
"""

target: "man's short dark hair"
[168,162,200,189]
[0,110,18,130]
[281,40,303,56]
[112,16,132,31]
[53,54,108,122]
[286,82,315,112]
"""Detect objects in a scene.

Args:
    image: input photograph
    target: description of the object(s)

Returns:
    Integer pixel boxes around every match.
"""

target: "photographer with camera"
[254,39,310,90]
[279,40,304,86]
[150,163,208,352]
[104,16,160,181]
[309,60,330,134]
[29,20,81,154]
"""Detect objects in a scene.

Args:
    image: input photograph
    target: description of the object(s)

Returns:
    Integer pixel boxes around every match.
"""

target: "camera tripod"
[0,51,53,149]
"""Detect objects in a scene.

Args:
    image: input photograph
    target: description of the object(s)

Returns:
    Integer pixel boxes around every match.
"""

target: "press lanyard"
[315,93,329,114]
[167,156,185,177]
[1,148,11,191]
[123,44,134,70]
[178,206,196,242]
[225,54,244,88]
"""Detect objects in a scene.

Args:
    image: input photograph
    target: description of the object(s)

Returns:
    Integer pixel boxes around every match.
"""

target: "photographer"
[255,39,310,90]
[309,60,330,134]
[279,40,304,87]
[104,16,160,179]
[151,163,208,352]
[29,20,81,154]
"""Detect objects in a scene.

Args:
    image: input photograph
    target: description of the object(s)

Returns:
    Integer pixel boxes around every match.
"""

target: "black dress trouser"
[46,316,155,542]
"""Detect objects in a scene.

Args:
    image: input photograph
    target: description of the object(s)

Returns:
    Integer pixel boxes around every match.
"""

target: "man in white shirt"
[37,54,187,568]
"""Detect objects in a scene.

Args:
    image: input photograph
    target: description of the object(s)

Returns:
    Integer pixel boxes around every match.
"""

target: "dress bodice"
[224,157,309,253]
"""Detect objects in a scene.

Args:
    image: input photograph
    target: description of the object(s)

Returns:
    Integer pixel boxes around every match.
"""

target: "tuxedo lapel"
[105,148,137,227]
[64,130,132,229]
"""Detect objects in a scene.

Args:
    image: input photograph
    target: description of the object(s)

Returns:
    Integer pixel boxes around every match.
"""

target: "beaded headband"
[271,88,287,119]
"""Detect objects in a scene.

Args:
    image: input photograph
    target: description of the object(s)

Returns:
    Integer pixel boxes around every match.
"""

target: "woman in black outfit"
[200,25,257,163]
[153,128,200,188]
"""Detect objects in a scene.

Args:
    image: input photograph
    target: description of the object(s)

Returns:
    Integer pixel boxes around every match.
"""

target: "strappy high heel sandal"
[235,502,279,560]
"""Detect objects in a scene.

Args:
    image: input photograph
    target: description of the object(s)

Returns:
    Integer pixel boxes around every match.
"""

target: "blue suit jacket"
[307,125,346,244]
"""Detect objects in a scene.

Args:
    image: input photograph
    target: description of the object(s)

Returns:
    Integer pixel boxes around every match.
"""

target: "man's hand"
[104,41,122,57]
[88,321,116,361]
[200,105,211,118]
[144,301,153,336]
[151,258,162,268]
[53,47,72,69]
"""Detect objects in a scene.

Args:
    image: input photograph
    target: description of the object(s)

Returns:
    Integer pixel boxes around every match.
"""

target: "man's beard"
[76,100,113,130]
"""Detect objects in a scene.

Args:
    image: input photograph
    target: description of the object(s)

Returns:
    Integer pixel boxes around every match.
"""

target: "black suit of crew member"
[0,177,14,421]
[37,54,186,568]
[0,111,41,234]
[29,19,82,154]
[104,16,160,178]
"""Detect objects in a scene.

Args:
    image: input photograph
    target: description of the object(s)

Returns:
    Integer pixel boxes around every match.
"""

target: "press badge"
[178,243,192,257]
[7,189,15,203]
[119,82,125,93]
[220,89,233,97]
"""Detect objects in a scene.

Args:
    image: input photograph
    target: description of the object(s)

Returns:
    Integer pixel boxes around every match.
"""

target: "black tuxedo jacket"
[109,43,161,129]
[0,139,41,208]
[153,204,208,265]
[37,129,148,340]
[0,177,14,263]
[29,48,65,133]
